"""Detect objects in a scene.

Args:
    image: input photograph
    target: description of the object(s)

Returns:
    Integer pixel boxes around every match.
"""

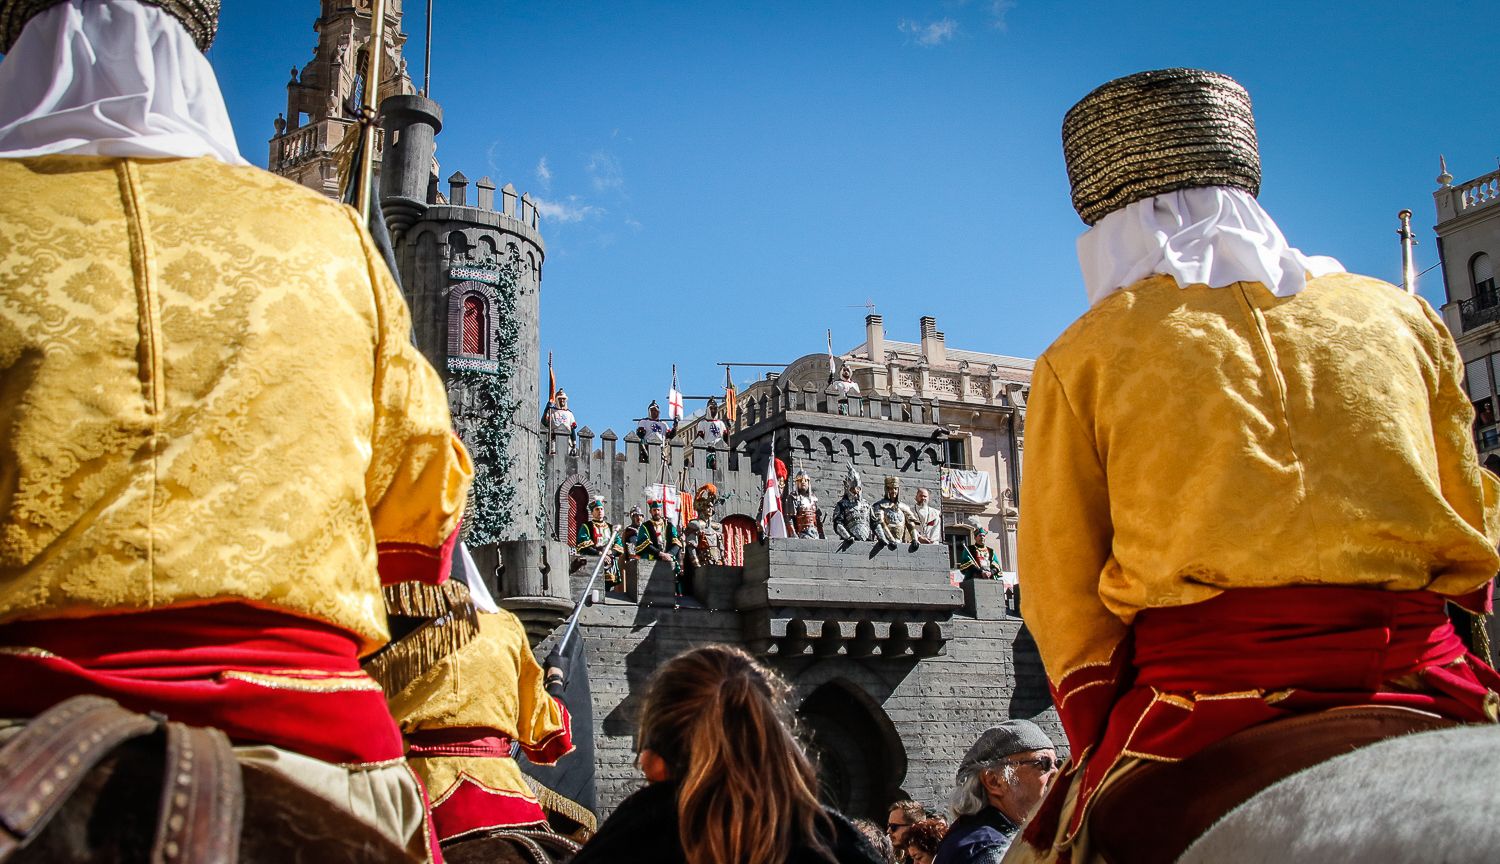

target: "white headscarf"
[0,0,246,164]
[1076,186,1344,307]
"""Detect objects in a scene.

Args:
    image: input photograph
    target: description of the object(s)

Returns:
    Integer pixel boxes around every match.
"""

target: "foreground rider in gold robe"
[0,1,471,857]
[1012,69,1500,864]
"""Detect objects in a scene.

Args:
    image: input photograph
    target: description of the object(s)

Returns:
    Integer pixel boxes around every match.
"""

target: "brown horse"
[1,696,416,864]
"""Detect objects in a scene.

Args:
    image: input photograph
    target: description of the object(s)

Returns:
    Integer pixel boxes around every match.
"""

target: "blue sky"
[210,0,1500,431]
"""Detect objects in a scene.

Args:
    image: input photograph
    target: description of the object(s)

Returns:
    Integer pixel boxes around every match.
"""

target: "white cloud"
[532,195,603,224]
[535,156,552,189]
[586,150,625,192]
[898,17,958,46]
[988,0,1015,30]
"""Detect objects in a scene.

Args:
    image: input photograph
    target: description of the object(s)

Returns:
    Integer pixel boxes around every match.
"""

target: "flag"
[644,484,681,524]
[723,366,738,423]
[827,329,836,379]
[548,351,556,403]
[761,455,788,538]
[667,365,684,420]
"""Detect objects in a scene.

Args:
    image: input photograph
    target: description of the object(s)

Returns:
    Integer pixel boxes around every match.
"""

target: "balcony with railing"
[1460,288,1500,332]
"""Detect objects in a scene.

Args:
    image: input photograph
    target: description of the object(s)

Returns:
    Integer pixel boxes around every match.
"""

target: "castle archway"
[796,679,906,820]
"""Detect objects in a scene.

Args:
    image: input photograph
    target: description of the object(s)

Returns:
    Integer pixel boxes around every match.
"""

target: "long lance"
[556,525,619,658]
[353,0,388,223]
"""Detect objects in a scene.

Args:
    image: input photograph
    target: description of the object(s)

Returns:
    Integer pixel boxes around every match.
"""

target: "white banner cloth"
[942,468,993,505]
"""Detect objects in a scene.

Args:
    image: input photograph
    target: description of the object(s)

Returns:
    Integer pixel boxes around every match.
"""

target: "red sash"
[0,603,404,765]
[1027,586,1500,849]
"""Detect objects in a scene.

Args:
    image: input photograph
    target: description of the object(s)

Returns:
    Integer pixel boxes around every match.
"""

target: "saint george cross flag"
[761,455,788,538]
[667,365,684,420]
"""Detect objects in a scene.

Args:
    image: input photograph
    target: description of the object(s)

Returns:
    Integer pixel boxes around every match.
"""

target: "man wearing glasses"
[936,720,1059,864]
[886,799,928,861]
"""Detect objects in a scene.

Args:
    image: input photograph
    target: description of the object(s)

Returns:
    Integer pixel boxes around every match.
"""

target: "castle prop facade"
[267,0,1057,820]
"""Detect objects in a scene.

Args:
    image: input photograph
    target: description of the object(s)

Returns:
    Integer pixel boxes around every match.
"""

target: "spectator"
[904,817,949,864]
[935,720,1058,864]
[572,645,883,864]
[886,800,926,861]
[852,819,896,864]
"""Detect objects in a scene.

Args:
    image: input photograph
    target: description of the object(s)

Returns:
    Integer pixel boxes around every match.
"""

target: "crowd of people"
[4,1,1499,862]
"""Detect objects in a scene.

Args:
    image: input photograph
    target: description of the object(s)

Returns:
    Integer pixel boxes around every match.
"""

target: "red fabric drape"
[0,603,404,765]
[461,296,484,355]
[1027,586,1500,848]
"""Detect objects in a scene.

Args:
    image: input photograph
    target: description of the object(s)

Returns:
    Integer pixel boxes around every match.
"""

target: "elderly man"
[935,720,1058,864]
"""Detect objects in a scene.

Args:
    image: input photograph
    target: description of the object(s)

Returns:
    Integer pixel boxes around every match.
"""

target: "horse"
[1179,722,1500,864]
[1,695,417,863]
[442,827,582,864]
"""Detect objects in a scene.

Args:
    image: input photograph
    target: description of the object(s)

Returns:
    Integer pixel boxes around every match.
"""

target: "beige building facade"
[1434,159,1500,459]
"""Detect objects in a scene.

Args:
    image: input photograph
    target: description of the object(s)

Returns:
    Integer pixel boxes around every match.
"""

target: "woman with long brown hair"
[573,644,881,864]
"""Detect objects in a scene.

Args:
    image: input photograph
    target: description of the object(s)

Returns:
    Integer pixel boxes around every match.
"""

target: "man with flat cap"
[935,720,1058,864]
[0,0,472,858]
[1014,68,1500,863]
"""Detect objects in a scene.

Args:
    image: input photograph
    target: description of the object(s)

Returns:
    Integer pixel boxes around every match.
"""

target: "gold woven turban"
[0,0,220,53]
[1062,68,1260,226]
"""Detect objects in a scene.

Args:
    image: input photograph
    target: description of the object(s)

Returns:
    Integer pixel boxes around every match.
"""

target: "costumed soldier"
[682,484,726,596]
[912,487,942,544]
[619,505,646,560]
[1013,69,1500,864]
[831,464,875,542]
[636,399,675,463]
[696,396,729,469]
[543,388,578,454]
[388,597,576,844]
[786,468,824,539]
[574,496,622,589]
[634,498,681,567]
[957,521,1000,579]
[0,2,472,857]
[871,476,919,549]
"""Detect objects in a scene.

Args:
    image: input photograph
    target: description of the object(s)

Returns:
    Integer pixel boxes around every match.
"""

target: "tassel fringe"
[363,581,481,698]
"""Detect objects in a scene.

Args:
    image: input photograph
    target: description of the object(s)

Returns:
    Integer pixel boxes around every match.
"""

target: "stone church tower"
[267,0,416,197]
[268,2,569,631]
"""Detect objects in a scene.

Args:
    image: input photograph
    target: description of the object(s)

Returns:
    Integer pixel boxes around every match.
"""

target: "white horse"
[1180,724,1500,863]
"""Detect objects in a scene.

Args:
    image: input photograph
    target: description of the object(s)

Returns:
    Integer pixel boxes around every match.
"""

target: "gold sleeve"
[348,209,473,582]
[1018,355,1128,685]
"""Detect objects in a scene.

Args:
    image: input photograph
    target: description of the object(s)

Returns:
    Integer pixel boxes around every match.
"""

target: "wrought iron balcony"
[1459,293,1500,332]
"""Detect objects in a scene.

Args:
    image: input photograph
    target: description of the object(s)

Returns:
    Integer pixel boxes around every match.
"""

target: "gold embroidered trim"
[1056,677,1112,709]
[220,670,384,693]
[0,646,58,659]
[382,580,476,619]
[1191,689,1265,702]
[524,775,599,836]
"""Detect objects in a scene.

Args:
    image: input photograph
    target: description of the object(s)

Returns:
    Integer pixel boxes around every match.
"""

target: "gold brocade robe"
[1019,273,1500,688]
[0,156,472,652]
[388,610,573,834]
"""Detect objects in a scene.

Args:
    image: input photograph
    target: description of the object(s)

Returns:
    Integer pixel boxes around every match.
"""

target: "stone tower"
[268,0,415,197]
[268,3,567,629]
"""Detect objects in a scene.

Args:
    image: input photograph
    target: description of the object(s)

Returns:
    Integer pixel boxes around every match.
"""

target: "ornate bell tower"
[268,0,415,198]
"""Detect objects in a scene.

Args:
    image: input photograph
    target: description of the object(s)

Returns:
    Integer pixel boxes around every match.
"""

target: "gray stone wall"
[553,559,1062,820]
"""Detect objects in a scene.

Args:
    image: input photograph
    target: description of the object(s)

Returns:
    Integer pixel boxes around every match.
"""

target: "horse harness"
[0,695,242,864]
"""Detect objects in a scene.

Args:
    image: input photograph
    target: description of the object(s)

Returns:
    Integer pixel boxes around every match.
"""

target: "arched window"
[1473,253,1495,304]
[461,295,487,356]
[565,484,589,544]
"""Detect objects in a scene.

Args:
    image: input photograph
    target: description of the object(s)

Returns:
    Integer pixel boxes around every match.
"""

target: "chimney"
[865,314,884,363]
[920,316,945,365]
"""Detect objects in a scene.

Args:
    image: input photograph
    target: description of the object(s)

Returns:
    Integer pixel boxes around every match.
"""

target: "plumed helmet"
[1,0,222,53]
[695,483,718,504]
[1062,68,1259,225]
[844,462,862,491]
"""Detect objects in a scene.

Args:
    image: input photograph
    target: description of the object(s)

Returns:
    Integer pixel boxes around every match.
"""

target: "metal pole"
[423,0,433,97]
[1398,209,1418,295]
[556,527,619,656]
[354,0,387,223]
